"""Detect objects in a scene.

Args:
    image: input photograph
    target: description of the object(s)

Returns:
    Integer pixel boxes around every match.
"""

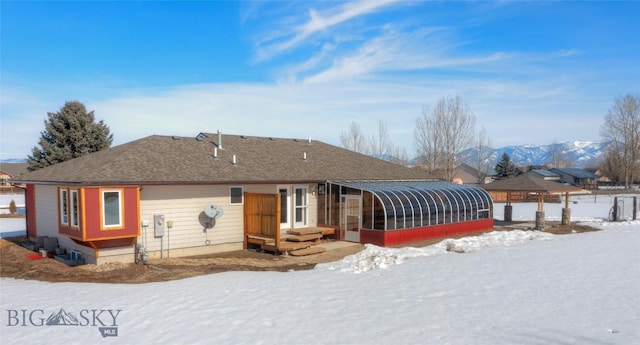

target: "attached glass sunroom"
[319,181,494,246]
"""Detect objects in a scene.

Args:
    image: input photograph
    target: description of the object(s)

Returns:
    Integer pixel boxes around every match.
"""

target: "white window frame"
[230,186,243,205]
[59,189,69,225]
[101,189,123,228]
[70,190,79,228]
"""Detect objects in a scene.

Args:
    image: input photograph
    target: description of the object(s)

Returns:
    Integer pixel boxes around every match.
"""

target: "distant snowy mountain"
[458,141,610,168]
[0,158,27,164]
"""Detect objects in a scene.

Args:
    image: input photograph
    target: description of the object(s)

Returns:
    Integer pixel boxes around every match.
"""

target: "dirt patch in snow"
[0,222,599,284]
[0,238,363,284]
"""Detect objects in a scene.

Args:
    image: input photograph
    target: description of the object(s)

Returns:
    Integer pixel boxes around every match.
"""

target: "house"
[527,169,561,181]
[12,132,494,264]
[453,163,496,185]
[549,168,597,188]
[0,162,28,191]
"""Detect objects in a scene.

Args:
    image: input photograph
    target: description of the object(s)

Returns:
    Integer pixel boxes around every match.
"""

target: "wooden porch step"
[287,227,335,236]
[320,228,335,236]
[289,246,326,256]
[247,235,275,246]
[286,233,322,242]
[287,228,321,236]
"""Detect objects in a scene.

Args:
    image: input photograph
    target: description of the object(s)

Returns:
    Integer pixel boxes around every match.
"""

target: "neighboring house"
[0,162,28,190]
[549,168,597,188]
[453,164,496,185]
[527,169,561,182]
[12,132,494,264]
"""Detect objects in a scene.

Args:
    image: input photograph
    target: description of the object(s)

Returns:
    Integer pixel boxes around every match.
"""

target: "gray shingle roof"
[0,163,29,177]
[528,169,560,178]
[13,133,433,185]
[481,174,584,193]
[550,168,596,179]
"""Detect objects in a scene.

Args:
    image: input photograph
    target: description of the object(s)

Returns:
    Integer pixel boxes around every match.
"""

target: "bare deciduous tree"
[387,144,410,166]
[414,105,441,173]
[475,126,493,184]
[599,145,625,185]
[600,94,640,189]
[368,119,392,159]
[414,95,476,181]
[340,121,368,154]
[548,140,574,168]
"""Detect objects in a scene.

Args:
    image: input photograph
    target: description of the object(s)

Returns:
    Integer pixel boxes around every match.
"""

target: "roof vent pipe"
[217,129,223,149]
[308,136,311,145]
[213,147,218,159]
[232,154,237,165]
[303,152,307,160]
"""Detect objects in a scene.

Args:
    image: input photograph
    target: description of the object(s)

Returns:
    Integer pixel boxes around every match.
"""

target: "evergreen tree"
[495,152,517,179]
[27,101,113,171]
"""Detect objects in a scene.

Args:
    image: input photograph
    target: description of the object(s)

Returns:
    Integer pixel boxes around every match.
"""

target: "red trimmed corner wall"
[360,219,495,247]
[82,187,139,241]
[26,184,37,239]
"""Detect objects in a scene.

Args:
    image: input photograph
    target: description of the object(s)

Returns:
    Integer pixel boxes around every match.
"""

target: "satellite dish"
[204,204,224,219]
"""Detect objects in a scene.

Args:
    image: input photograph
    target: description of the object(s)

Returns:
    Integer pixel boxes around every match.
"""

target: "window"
[70,190,79,227]
[59,189,68,225]
[102,190,122,227]
[230,187,243,204]
[279,188,288,224]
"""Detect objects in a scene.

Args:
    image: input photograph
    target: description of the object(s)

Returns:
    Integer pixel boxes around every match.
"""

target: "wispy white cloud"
[299,25,514,85]
[553,48,580,57]
[255,0,399,61]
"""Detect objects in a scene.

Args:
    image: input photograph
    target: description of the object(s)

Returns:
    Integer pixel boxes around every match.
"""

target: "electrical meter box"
[154,215,165,237]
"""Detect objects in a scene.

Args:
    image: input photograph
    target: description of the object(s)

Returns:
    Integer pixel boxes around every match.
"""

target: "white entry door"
[342,195,361,242]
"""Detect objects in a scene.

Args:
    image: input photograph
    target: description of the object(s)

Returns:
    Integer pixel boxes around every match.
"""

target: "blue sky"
[1,0,639,160]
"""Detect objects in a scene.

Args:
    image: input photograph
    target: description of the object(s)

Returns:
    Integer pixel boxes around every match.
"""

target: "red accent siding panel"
[26,184,37,239]
[83,187,140,241]
[84,188,100,240]
[360,219,495,247]
[59,225,82,238]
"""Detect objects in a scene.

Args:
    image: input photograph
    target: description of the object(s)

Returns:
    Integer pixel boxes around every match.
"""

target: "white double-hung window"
[102,189,122,228]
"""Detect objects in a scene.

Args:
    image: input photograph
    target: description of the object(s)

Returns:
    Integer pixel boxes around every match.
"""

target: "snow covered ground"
[0,194,638,344]
[0,193,25,238]
[0,193,25,212]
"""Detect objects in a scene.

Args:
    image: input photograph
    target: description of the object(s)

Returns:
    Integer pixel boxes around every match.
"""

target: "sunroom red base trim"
[359,219,495,247]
